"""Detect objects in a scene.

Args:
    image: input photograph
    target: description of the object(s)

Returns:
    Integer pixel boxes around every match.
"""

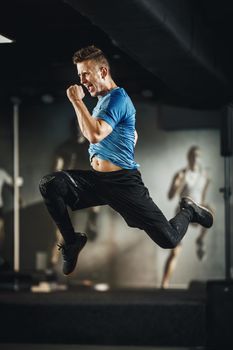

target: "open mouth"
[87,84,94,93]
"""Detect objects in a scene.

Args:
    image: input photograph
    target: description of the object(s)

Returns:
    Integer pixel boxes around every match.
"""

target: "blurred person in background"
[0,167,13,270]
[161,146,213,288]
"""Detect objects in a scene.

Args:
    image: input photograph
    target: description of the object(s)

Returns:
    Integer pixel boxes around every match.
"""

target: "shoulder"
[107,88,127,104]
[111,87,126,97]
[175,169,186,180]
[112,88,136,113]
[99,88,128,113]
[109,87,133,102]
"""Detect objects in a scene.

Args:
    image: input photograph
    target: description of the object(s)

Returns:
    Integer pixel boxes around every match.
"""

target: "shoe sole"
[180,196,214,227]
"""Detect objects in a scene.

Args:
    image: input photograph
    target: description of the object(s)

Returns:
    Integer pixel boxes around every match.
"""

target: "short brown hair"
[72,45,110,70]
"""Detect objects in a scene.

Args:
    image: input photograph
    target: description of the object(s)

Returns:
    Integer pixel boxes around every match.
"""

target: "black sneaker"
[57,232,87,275]
[180,196,213,228]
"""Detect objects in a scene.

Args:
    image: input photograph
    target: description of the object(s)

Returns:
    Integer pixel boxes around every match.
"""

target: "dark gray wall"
[0,96,228,287]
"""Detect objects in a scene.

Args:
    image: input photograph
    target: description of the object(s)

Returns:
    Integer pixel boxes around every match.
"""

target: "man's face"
[193,149,201,164]
[77,59,107,97]
[189,148,202,167]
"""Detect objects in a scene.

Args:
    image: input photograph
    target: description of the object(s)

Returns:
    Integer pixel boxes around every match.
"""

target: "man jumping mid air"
[39,45,213,275]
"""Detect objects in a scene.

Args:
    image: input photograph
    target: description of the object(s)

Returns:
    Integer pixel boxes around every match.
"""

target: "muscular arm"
[72,99,113,143]
[67,85,112,144]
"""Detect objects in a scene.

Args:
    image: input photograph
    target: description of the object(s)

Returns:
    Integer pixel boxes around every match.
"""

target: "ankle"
[63,233,76,245]
[181,207,193,221]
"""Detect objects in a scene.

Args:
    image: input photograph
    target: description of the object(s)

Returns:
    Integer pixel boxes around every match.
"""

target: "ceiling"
[1,0,233,109]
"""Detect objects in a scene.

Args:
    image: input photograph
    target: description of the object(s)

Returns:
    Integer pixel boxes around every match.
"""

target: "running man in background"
[161,146,212,288]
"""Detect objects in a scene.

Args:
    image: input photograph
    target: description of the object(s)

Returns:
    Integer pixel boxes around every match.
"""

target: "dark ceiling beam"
[65,0,233,107]
[136,0,228,86]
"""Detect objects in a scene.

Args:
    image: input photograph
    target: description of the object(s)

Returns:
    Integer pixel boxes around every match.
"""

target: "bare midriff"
[91,155,123,172]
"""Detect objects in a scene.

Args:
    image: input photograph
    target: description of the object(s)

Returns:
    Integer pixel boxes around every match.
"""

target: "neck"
[98,79,118,98]
[189,163,198,171]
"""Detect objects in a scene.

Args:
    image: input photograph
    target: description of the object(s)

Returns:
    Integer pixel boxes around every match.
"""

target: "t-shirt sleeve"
[96,93,125,129]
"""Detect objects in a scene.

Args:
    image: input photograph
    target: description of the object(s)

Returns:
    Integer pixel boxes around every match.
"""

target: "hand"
[66,85,85,103]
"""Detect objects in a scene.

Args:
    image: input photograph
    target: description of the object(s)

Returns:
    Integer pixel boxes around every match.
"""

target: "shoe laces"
[57,243,67,254]
[57,243,70,262]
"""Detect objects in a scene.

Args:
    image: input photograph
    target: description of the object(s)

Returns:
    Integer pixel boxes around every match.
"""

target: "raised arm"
[66,84,112,144]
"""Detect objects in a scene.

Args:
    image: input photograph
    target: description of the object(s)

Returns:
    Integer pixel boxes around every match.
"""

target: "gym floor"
[0,346,198,350]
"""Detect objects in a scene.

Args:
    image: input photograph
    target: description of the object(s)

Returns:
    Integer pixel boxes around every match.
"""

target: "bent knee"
[39,174,56,197]
[162,240,178,249]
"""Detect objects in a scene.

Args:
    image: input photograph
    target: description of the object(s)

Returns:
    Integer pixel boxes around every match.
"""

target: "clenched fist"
[66,85,85,103]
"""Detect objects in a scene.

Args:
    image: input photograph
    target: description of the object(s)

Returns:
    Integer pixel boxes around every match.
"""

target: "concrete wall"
[133,102,225,287]
[0,98,226,288]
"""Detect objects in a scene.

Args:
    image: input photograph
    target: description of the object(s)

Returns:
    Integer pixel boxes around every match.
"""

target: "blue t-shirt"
[88,87,139,169]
